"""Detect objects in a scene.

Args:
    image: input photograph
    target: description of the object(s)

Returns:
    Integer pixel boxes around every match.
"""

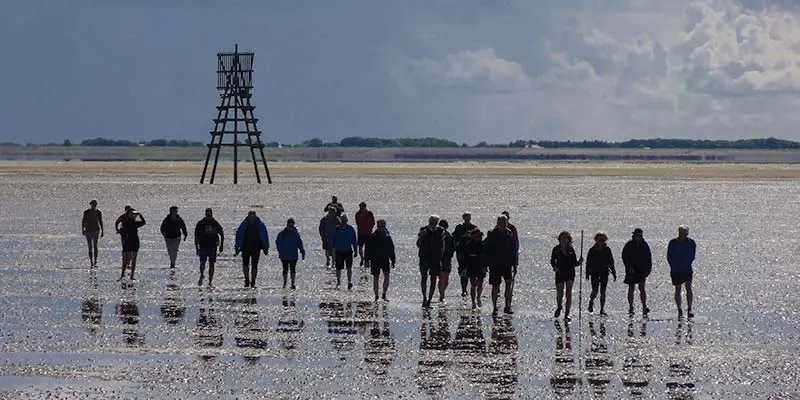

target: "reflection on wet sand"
[276,295,305,351]
[234,295,267,362]
[485,316,519,400]
[195,295,223,357]
[363,305,395,376]
[585,320,613,397]
[621,319,652,396]
[81,269,102,334]
[160,270,185,325]
[666,321,696,399]
[416,309,452,396]
[115,282,143,347]
[550,320,579,398]
[319,299,377,359]
[453,314,495,396]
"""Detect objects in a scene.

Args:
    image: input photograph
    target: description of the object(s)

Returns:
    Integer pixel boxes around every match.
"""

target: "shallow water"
[0,173,798,399]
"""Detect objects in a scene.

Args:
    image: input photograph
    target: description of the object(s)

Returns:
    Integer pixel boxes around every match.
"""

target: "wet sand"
[1,160,800,179]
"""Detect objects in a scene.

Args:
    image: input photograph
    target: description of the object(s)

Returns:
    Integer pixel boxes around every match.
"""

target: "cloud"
[404,48,532,93]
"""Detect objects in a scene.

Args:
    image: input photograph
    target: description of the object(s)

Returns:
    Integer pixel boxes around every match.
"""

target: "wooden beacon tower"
[200,45,272,184]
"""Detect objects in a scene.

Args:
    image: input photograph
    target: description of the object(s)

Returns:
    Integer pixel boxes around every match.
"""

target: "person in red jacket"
[355,202,376,266]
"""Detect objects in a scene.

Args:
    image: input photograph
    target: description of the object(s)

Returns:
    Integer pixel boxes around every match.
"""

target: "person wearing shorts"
[486,215,518,316]
[235,211,270,288]
[453,212,477,298]
[364,219,395,301]
[276,218,306,290]
[195,208,224,287]
[332,215,358,289]
[585,232,616,316]
[667,226,696,319]
[160,206,187,268]
[82,199,104,267]
[622,228,652,316]
[417,215,444,308]
[118,208,145,281]
[462,229,487,310]
[550,231,583,321]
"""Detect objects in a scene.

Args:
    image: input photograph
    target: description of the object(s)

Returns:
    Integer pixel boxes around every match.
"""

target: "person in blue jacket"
[667,225,696,319]
[276,218,306,290]
[332,214,358,289]
[234,211,269,288]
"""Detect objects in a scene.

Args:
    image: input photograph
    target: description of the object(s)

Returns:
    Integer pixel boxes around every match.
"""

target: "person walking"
[332,215,358,289]
[234,211,270,288]
[453,212,477,298]
[276,218,306,290]
[462,229,487,311]
[117,207,145,281]
[486,215,519,316]
[585,232,616,316]
[622,228,652,316]
[195,208,224,287]
[82,199,104,267]
[319,209,340,267]
[324,195,344,216]
[667,226,696,319]
[417,215,444,308]
[355,202,376,266]
[160,206,187,268]
[551,231,583,321]
[501,211,521,252]
[364,219,395,301]
[437,219,456,304]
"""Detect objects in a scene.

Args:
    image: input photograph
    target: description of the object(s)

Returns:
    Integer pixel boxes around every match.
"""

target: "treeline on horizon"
[2,136,799,150]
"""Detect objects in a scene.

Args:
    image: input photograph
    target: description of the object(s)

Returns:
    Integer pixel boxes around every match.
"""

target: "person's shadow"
[486,315,519,399]
[81,269,103,335]
[666,321,696,399]
[160,269,186,325]
[585,320,614,397]
[115,281,143,347]
[550,320,578,398]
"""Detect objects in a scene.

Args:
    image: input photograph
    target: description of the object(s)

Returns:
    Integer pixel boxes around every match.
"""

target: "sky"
[2,0,800,144]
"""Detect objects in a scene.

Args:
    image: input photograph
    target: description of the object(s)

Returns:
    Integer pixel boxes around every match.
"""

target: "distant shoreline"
[1,145,800,164]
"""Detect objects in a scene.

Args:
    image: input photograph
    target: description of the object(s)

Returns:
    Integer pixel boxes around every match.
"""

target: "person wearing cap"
[276,218,306,290]
[318,208,340,267]
[453,212,477,298]
[364,219,395,301]
[118,207,146,281]
[486,215,519,316]
[194,208,224,287]
[355,201,376,266]
[332,214,358,289]
[234,211,270,288]
[622,228,652,316]
[437,219,456,303]
[160,206,188,269]
[462,228,487,310]
[324,195,344,217]
[667,225,696,318]
[81,199,104,267]
[417,215,444,308]
[585,232,616,316]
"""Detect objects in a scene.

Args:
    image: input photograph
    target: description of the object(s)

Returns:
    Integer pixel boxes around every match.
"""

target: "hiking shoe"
[492,308,499,316]
[564,315,572,322]
[687,311,694,318]
[643,307,650,317]
[504,307,513,315]
[291,284,296,290]
[198,277,204,286]
[599,310,608,316]
[382,294,388,302]
[347,282,353,290]
[628,307,635,315]
[588,301,594,313]
[554,307,562,319]
[476,298,482,308]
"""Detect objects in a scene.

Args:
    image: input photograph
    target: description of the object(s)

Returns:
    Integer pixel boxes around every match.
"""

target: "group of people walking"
[81,196,698,319]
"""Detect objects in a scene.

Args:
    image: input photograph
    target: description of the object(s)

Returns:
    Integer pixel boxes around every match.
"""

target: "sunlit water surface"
[0,172,797,399]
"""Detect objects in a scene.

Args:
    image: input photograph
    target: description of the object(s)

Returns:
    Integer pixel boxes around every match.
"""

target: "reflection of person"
[586,321,613,396]
[81,199,104,267]
[195,296,223,350]
[364,308,396,376]
[550,320,578,396]
[622,228,652,316]
[364,219,395,302]
[118,208,146,281]
[194,208,224,287]
[160,270,186,325]
[668,225,696,319]
[277,295,305,350]
[276,218,306,290]
[234,211,270,288]
[488,316,519,399]
[160,206,187,269]
[116,285,143,347]
[550,231,583,321]
[586,232,616,316]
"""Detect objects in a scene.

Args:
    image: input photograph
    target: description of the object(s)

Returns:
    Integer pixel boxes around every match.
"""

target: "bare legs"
[199,260,215,287]
[372,269,390,300]
[438,272,450,302]
[86,236,98,266]
[554,280,574,319]
[119,251,137,280]
[675,281,694,317]
[628,282,649,314]
[470,277,484,309]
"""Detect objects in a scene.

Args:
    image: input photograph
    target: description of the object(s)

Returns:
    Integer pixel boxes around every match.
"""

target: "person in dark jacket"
[622,228,652,316]
[417,215,444,308]
[667,225,696,319]
[118,208,146,281]
[195,208,224,287]
[486,215,519,316]
[234,211,270,288]
[318,209,340,267]
[364,219,395,302]
[437,219,456,303]
[160,206,188,269]
[551,231,583,321]
[453,212,477,298]
[324,195,344,216]
[332,215,358,289]
[585,232,616,316]
[462,229,487,310]
[275,218,306,290]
